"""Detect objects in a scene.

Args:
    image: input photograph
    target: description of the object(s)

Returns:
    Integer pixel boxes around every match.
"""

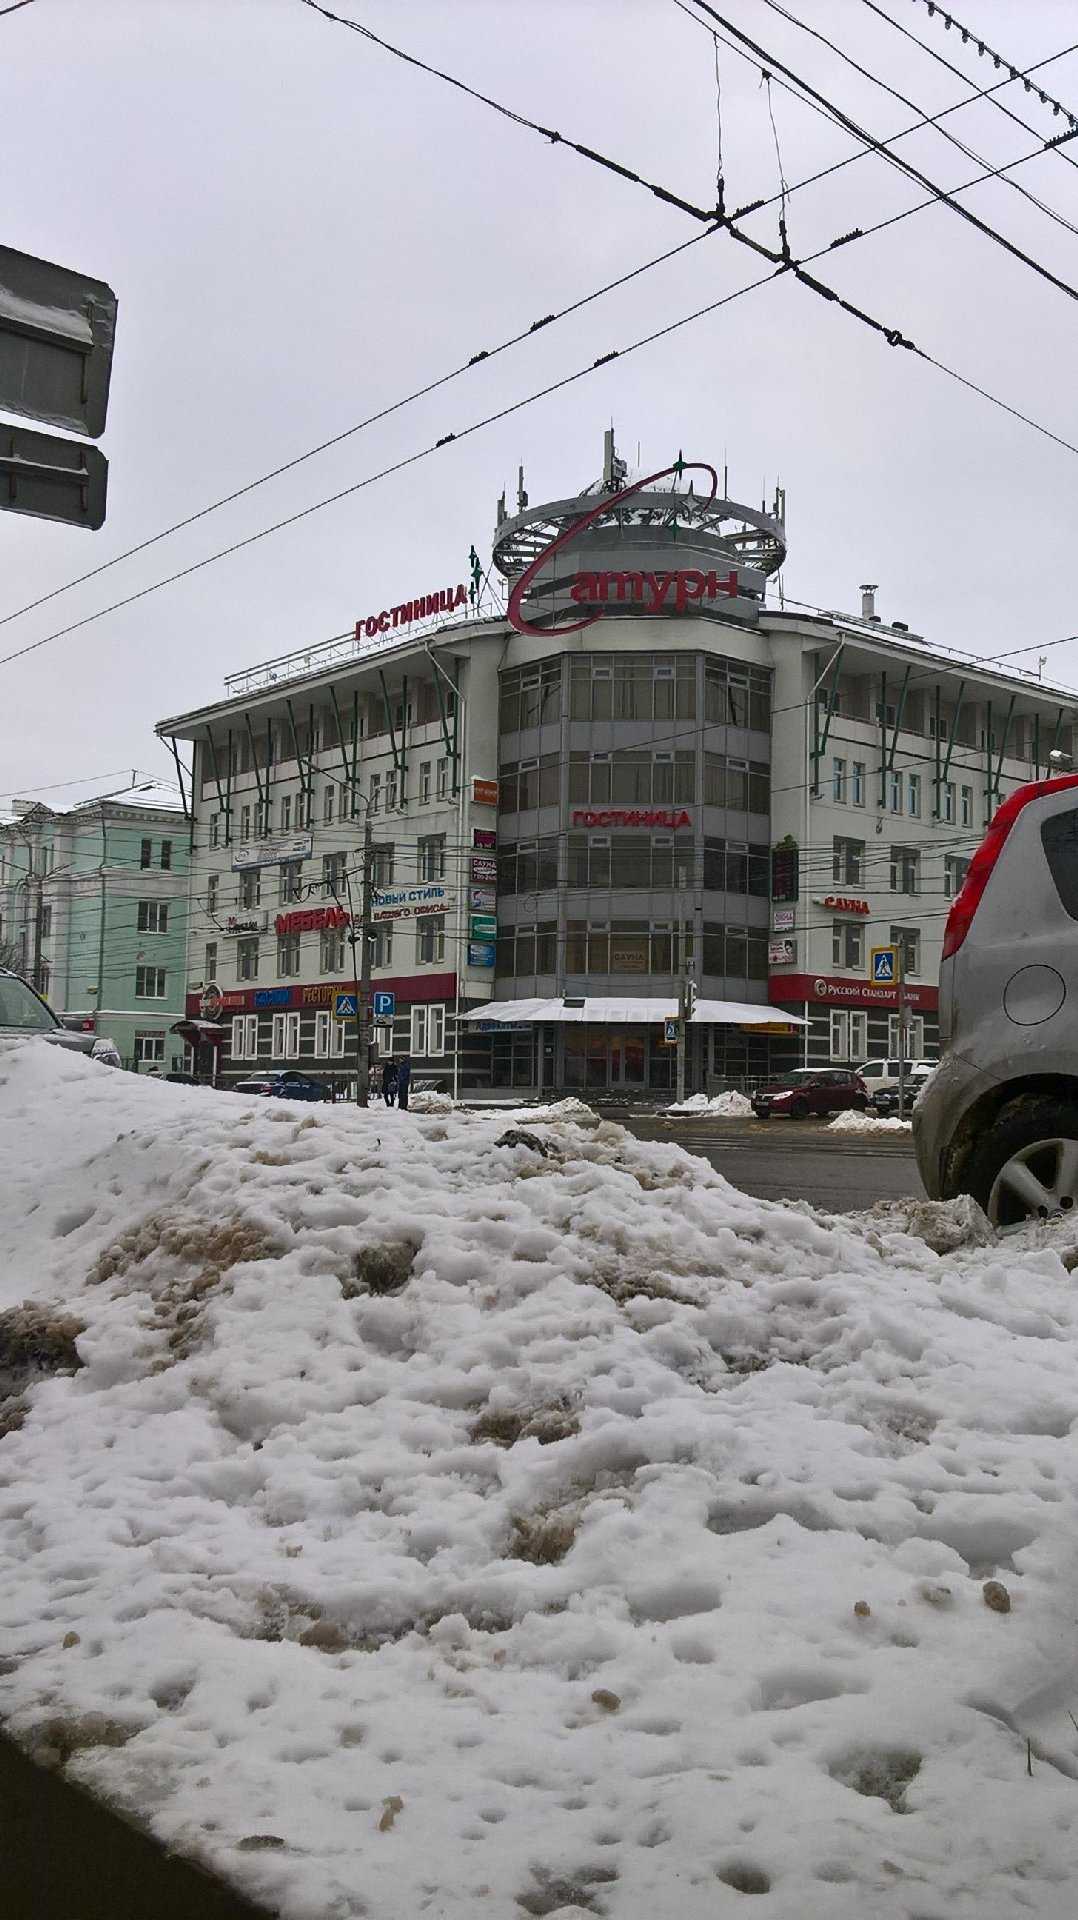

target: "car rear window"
[0,975,58,1031]
[1041,807,1078,919]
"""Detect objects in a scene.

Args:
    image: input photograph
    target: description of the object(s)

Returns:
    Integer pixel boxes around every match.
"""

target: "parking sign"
[372,990,396,1019]
[869,946,898,984]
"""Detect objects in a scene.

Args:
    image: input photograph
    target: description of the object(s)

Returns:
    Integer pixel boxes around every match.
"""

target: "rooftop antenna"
[1038,654,1048,680]
[723,450,728,497]
[495,488,507,527]
[602,426,627,491]
[516,464,528,512]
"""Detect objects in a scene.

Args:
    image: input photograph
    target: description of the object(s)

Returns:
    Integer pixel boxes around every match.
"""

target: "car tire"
[853,1097,868,1113]
[789,1098,810,1120]
[959,1095,1078,1228]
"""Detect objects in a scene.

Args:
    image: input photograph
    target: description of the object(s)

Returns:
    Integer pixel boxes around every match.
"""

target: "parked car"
[232,1069,330,1102]
[865,1061,937,1117]
[752,1067,868,1120]
[859,1058,937,1098]
[914,771,1078,1227]
[0,968,119,1064]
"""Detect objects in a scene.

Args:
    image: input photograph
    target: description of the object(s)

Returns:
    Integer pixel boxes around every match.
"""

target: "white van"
[858,1058,937,1095]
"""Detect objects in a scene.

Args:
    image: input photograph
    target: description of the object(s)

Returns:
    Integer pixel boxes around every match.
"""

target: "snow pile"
[4,1043,1078,1918]
[830,1108,912,1134]
[406,1089,455,1113]
[669,1090,754,1118]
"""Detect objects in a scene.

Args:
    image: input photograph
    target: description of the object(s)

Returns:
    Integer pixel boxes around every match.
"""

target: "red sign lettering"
[571,808,692,830]
[768,971,939,1012]
[821,895,870,914]
[275,905,350,936]
[355,583,467,644]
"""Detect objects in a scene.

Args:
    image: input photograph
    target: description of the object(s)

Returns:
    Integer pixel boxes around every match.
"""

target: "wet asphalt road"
[603,1112,925,1213]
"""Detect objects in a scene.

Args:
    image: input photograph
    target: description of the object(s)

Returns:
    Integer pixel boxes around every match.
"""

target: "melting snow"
[2,1041,1078,1918]
[668,1091,754,1117]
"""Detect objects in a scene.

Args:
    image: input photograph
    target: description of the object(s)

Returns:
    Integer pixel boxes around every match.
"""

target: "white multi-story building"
[157,439,1078,1095]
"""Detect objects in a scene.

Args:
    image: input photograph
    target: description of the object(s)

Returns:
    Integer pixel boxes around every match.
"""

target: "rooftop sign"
[355,584,467,643]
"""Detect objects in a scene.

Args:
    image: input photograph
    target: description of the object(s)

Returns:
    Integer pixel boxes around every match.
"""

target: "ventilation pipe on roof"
[860,583,879,621]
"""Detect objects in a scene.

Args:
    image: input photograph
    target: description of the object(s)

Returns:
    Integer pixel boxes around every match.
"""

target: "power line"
[754,0,1078,241]
[0,1,37,17]
[861,2,1078,177]
[0,227,715,636]
[686,0,1078,308]
[904,0,1078,130]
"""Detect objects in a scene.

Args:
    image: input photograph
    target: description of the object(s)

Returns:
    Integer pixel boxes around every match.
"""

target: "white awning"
[463,996,807,1028]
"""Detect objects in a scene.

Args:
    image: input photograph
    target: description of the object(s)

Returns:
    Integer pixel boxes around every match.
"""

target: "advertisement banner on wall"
[473,828,497,850]
[469,885,496,912]
[771,907,795,933]
[768,938,797,966]
[231,833,313,871]
[470,856,497,883]
[468,941,496,967]
[471,777,499,807]
[470,914,497,941]
[371,883,448,922]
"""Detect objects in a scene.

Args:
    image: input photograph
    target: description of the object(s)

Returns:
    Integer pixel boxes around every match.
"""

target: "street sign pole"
[357,818,373,1108]
[897,946,907,1119]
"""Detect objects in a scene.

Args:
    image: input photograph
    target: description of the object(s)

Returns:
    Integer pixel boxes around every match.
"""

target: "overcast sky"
[3,0,1078,811]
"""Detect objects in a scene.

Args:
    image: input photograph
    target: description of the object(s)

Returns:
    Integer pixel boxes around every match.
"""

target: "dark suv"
[232,1070,330,1102]
[753,1067,869,1120]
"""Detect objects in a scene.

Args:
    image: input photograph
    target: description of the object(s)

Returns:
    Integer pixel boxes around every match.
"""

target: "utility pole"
[896,943,908,1119]
[675,916,696,1106]
[357,818,373,1108]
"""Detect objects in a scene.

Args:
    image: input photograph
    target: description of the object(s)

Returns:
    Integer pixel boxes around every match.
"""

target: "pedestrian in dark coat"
[381,1059,398,1107]
[396,1055,412,1111]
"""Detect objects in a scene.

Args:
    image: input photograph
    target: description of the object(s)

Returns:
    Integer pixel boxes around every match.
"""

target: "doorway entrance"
[562,1025,673,1094]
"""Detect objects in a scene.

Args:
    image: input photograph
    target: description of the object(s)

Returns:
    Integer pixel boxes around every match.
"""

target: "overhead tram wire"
[671,0,1078,221]
[861,1,1078,178]
[9,181,1078,682]
[0,225,716,634]
[752,0,1078,241]
[684,0,1078,308]
[903,0,1078,135]
[7,27,1072,641]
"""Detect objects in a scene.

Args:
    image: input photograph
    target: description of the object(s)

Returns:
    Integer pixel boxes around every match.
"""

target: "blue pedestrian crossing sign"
[334,992,359,1019]
[372,990,396,1019]
[869,946,898,984]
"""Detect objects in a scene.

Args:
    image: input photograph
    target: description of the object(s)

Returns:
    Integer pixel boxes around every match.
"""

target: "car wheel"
[853,1097,868,1113]
[789,1098,810,1120]
[962,1097,1078,1229]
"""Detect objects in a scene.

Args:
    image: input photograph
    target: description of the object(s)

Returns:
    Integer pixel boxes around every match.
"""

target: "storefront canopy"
[464,997,807,1028]
[170,1018,227,1043]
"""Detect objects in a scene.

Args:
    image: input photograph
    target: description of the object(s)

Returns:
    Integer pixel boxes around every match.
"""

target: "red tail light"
[942,772,1078,961]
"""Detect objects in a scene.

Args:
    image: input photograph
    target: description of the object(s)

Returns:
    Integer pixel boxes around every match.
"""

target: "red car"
[752,1067,869,1120]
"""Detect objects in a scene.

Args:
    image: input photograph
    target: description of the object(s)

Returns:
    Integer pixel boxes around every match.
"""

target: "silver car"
[0,967,119,1062]
[914,773,1078,1226]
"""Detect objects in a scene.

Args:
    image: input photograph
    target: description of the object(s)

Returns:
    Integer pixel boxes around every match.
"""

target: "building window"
[315,1010,346,1057]
[833,836,864,885]
[501,657,565,729]
[369,772,382,814]
[323,785,335,825]
[420,762,432,805]
[418,914,445,964]
[370,843,394,889]
[374,1021,393,1057]
[888,1012,925,1059]
[830,1009,867,1060]
[945,854,970,898]
[832,757,847,803]
[38,962,50,997]
[40,905,52,938]
[371,924,393,969]
[386,770,398,812]
[436,757,448,800]
[209,814,220,848]
[830,1010,848,1061]
[890,846,919,895]
[237,938,259,981]
[207,873,219,915]
[889,770,903,814]
[907,773,921,818]
[137,900,168,933]
[890,924,920,976]
[960,784,973,827]
[271,1011,302,1058]
[159,839,172,870]
[322,851,346,897]
[832,920,864,969]
[239,870,261,909]
[140,837,152,868]
[231,1013,259,1060]
[255,801,269,839]
[411,1004,446,1055]
[240,805,251,843]
[205,941,218,982]
[314,1010,329,1056]
[281,794,292,832]
[277,934,301,976]
[418,834,446,881]
[851,761,865,807]
[135,1034,165,1065]
[135,966,167,998]
[279,861,303,904]
[943,780,956,823]
[321,928,346,973]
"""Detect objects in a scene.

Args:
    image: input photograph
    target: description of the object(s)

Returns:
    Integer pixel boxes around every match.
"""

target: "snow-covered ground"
[667,1091,754,1118]
[830,1110,913,1134]
[4,1042,1078,1918]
